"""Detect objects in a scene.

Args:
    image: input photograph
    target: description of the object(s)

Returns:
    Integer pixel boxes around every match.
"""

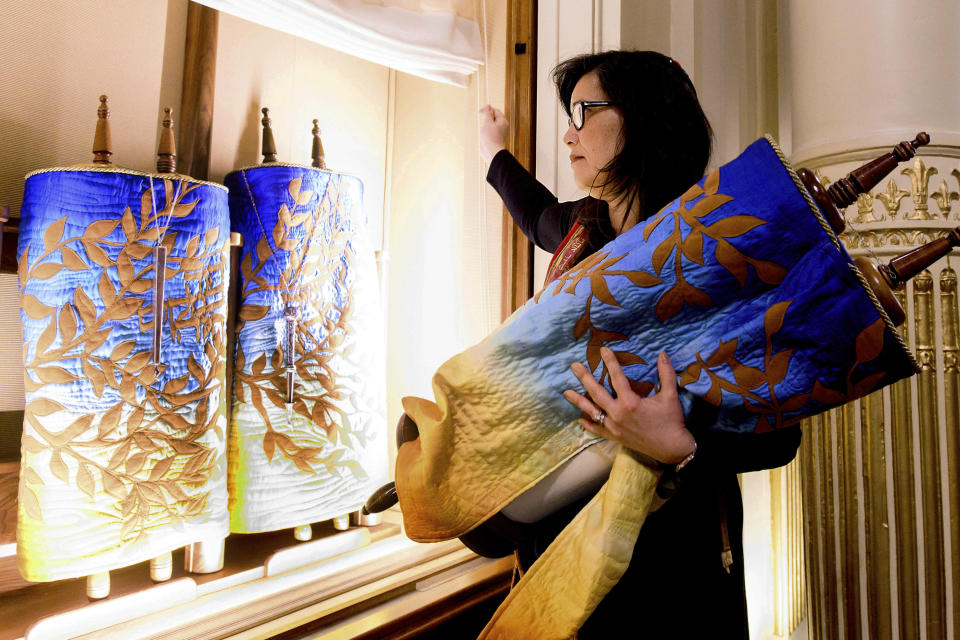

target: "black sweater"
[487,149,802,638]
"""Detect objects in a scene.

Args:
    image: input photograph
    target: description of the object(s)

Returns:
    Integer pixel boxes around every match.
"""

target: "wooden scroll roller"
[796,132,930,234]
[92,95,112,165]
[150,107,177,582]
[856,225,960,326]
[155,107,230,576]
[156,107,177,174]
[261,107,278,163]
[153,108,176,375]
[795,133,946,326]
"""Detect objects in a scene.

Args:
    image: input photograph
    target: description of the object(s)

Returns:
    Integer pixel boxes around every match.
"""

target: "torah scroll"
[225,164,387,533]
[17,167,230,582]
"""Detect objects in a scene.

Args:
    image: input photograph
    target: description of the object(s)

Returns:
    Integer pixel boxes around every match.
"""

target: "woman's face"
[563,71,623,197]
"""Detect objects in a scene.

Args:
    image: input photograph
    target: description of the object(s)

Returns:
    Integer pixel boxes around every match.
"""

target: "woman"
[480,50,801,638]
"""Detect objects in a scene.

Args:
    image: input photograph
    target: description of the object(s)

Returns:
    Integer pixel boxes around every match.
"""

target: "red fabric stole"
[543,222,589,286]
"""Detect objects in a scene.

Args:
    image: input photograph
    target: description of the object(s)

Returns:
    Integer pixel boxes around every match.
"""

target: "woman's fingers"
[600,347,633,399]
[563,391,610,433]
[656,351,678,399]
[570,362,615,410]
[564,351,692,460]
[562,389,596,416]
[479,105,504,120]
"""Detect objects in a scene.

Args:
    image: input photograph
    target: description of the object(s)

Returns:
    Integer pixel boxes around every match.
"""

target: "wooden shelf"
[0,511,430,640]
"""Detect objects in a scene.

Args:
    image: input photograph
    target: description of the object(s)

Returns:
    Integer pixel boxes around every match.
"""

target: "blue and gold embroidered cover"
[17,167,230,582]
[225,164,386,533]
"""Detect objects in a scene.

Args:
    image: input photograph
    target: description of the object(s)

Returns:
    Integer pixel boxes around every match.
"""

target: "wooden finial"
[828,132,930,207]
[796,132,932,234]
[261,107,278,163]
[311,119,327,169]
[884,226,960,289]
[156,107,177,173]
[92,95,113,164]
[854,224,960,327]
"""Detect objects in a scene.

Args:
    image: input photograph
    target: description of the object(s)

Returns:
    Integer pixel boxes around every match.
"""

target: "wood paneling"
[178,2,219,180]
[501,0,536,319]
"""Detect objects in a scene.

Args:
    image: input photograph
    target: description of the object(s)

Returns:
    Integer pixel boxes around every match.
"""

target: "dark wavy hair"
[553,50,713,245]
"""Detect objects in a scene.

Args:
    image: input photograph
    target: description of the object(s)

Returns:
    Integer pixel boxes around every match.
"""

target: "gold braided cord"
[764,134,918,371]
[226,162,363,183]
[25,165,228,191]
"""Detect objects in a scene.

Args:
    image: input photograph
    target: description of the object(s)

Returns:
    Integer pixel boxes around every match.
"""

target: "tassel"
[153,245,167,374]
[283,303,299,405]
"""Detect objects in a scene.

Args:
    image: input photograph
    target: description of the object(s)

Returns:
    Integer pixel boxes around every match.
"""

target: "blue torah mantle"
[520,136,918,437]
[397,137,918,545]
[224,164,386,533]
[399,135,920,545]
[17,167,230,581]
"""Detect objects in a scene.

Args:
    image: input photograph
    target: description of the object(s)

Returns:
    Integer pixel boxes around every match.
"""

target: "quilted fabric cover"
[17,168,230,582]
[224,165,386,533]
[396,137,917,638]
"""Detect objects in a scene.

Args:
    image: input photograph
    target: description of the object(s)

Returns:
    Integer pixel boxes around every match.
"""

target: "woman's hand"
[563,347,696,465]
[479,105,509,165]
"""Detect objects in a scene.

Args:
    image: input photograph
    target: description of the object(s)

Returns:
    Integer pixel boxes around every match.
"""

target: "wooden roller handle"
[828,133,930,208]
[797,133,930,235]
[157,108,177,173]
[92,95,112,164]
[858,226,960,326]
[261,108,278,163]
[884,227,960,288]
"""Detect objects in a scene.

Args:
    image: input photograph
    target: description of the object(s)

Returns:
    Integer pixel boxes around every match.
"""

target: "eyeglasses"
[568,101,614,130]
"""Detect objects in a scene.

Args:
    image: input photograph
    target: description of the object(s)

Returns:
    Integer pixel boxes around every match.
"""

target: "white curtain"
[194,0,483,86]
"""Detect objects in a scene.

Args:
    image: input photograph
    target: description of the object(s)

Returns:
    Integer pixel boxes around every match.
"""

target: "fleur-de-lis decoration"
[876,178,910,219]
[931,179,959,218]
[901,157,937,219]
[855,191,882,223]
